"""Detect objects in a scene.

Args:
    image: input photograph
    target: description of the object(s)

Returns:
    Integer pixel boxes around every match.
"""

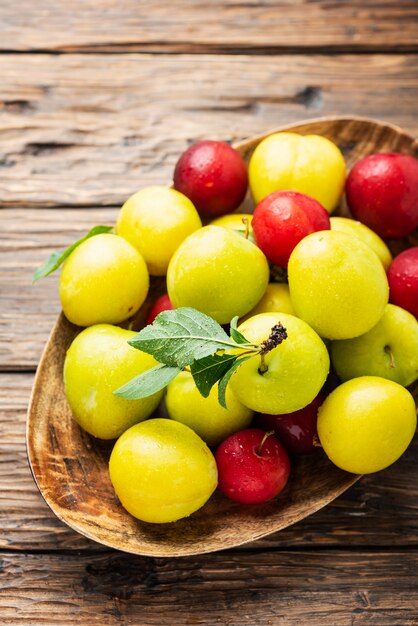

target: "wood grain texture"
[25,118,418,557]
[0,207,117,370]
[1,550,418,625]
[0,1,417,52]
[2,373,418,553]
[0,54,417,207]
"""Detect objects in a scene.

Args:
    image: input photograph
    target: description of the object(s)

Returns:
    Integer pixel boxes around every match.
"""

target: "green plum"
[318,377,417,474]
[230,313,329,414]
[240,283,295,322]
[288,231,389,340]
[331,304,418,386]
[165,371,253,447]
[167,225,269,324]
[64,324,163,439]
[60,233,149,327]
[248,132,346,212]
[330,216,392,270]
[210,213,253,234]
[116,186,202,276]
[109,419,218,523]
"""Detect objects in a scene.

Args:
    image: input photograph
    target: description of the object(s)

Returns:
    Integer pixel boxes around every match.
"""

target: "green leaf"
[128,307,245,368]
[190,353,238,397]
[114,364,181,400]
[230,316,250,345]
[32,225,113,283]
[217,355,252,409]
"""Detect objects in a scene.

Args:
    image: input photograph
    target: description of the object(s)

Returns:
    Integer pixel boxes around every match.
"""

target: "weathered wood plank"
[0,208,116,370]
[0,54,417,207]
[1,373,417,552]
[0,1,417,52]
[1,549,417,625]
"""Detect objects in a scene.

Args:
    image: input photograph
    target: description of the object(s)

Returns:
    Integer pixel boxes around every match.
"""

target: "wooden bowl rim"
[233,115,416,151]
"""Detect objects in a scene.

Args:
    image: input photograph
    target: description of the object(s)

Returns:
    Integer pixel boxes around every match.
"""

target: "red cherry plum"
[215,429,290,504]
[387,247,418,318]
[346,153,418,238]
[252,191,330,267]
[173,140,248,217]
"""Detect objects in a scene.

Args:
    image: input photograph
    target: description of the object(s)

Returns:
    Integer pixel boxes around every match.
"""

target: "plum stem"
[258,353,268,374]
[384,345,396,368]
[257,430,275,456]
[242,217,250,240]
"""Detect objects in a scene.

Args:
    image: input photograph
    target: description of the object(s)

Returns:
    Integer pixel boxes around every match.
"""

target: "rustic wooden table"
[1,2,417,624]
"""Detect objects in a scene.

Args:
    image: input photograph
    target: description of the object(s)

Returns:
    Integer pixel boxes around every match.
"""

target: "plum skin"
[215,428,290,504]
[256,393,324,455]
[387,247,418,318]
[346,152,418,238]
[252,190,330,267]
[173,140,248,217]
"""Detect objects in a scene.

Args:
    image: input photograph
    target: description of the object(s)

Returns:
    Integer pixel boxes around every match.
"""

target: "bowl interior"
[27,117,417,557]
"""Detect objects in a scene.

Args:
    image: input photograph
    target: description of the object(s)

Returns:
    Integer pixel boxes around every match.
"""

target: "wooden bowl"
[27,117,418,557]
